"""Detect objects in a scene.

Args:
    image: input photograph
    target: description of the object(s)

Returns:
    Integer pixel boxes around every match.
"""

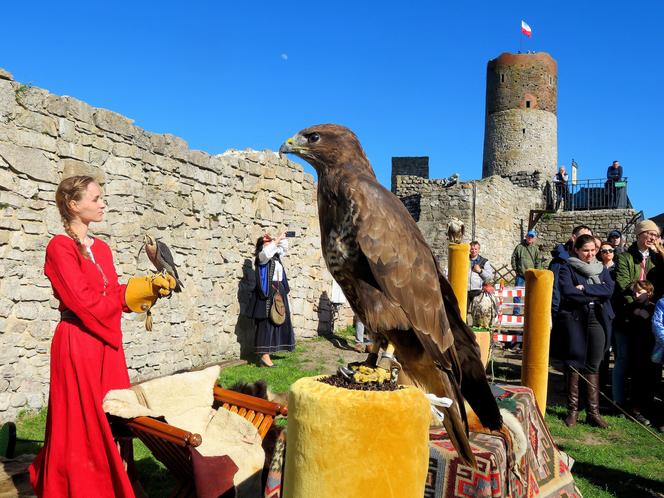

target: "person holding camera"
[248,231,295,367]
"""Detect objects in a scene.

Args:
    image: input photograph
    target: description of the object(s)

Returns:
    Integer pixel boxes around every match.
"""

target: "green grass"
[334,324,356,341]
[218,344,323,393]
[14,409,47,456]
[545,406,664,498]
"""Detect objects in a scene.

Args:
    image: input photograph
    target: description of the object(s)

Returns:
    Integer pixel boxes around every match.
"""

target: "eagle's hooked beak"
[279,134,304,156]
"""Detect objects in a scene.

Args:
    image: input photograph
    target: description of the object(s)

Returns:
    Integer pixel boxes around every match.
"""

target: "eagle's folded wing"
[350,176,456,366]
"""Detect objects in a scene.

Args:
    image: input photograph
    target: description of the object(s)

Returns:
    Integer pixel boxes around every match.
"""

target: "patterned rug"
[264,385,581,498]
[264,429,287,498]
[426,385,581,498]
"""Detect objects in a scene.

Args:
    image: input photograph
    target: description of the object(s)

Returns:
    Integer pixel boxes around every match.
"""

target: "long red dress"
[29,235,135,498]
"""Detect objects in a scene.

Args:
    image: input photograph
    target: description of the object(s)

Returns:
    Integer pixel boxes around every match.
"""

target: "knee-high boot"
[585,372,609,428]
[565,369,580,427]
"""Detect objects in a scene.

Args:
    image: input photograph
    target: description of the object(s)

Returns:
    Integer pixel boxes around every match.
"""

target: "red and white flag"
[521,20,532,37]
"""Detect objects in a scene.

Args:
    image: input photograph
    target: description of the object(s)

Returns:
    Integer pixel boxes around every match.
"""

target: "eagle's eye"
[307,132,320,144]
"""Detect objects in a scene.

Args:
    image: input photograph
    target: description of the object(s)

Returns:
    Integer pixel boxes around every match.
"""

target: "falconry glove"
[125,274,177,330]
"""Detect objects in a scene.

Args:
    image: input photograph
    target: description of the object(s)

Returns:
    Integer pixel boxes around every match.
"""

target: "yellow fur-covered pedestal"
[448,243,470,322]
[282,377,430,498]
[521,268,554,415]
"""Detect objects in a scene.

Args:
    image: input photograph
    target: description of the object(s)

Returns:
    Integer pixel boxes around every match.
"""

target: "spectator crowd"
[523,220,662,431]
[472,219,663,432]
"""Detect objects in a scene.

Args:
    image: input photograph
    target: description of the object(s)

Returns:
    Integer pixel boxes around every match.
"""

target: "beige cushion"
[132,365,220,418]
[103,387,163,419]
[199,408,265,495]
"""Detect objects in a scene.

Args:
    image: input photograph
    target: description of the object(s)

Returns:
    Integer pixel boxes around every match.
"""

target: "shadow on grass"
[317,332,357,352]
[14,440,42,457]
[569,460,664,498]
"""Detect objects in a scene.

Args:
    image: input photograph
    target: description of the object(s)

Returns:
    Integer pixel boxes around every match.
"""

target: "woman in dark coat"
[556,234,614,428]
[248,232,295,367]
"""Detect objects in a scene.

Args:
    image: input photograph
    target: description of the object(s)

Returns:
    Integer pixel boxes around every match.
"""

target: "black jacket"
[552,263,615,367]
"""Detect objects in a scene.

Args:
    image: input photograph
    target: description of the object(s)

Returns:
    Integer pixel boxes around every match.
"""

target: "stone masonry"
[0,69,344,422]
[535,209,638,266]
[395,174,544,271]
[394,174,638,276]
[482,52,558,181]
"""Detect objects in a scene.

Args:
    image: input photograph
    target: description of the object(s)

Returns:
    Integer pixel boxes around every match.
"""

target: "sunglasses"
[600,248,615,254]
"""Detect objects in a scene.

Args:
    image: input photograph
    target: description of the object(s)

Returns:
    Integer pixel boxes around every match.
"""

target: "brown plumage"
[280,124,502,466]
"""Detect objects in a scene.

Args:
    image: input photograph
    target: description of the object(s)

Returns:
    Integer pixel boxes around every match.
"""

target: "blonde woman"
[29,176,175,497]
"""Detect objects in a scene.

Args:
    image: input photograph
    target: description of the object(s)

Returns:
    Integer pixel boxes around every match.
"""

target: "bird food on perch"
[319,373,401,391]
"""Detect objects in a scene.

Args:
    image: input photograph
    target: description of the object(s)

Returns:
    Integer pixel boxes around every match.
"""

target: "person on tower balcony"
[553,165,569,210]
[605,160,624,208]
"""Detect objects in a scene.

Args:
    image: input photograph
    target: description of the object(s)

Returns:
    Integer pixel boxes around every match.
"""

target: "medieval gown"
[29,235,135,498]
[248,239,295,355]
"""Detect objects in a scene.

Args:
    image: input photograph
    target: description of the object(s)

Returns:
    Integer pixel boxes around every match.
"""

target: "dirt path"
[299,335,369,375]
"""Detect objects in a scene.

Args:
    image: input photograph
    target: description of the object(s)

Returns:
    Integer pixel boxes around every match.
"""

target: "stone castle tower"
[391,50,636,276]
[482,52,558,180]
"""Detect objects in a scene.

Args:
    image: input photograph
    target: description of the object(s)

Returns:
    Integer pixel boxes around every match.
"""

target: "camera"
[285,231,296,237]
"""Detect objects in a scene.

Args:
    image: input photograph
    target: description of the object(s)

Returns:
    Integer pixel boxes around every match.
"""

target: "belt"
[60,309,79,321]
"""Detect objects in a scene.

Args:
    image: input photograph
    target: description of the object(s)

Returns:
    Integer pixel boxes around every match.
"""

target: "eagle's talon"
[337,366,356,382]
[365,352,378,368]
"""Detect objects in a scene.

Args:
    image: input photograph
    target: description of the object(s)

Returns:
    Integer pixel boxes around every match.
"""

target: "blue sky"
[2,1,662,218]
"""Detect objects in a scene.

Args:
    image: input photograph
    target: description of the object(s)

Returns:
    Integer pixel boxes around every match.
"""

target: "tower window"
[526,100,531,108]
[501,73,505,83]
[522,128,526,135]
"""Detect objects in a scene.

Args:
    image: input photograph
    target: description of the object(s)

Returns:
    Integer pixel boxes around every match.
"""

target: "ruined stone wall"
[0,69,345,422]
[395,171,639,275]
[395,175,544,271]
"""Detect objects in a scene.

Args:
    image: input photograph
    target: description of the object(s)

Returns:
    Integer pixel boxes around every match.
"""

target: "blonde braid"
[55,175,96,260]
[62,218,89,259]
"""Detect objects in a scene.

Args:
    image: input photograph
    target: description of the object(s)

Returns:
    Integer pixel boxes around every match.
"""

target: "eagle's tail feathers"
[441,404,477,468]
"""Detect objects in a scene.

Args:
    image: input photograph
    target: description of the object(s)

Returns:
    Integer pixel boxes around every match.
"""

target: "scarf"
[567,257,604,284]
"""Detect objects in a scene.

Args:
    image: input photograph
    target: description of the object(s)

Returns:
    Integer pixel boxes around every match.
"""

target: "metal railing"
[552,177,631,211]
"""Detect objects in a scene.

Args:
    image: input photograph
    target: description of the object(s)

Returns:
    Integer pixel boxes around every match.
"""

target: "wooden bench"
[112,385,288,498]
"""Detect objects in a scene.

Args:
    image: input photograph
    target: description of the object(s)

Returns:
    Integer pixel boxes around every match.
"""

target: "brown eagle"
[280,124,502,466]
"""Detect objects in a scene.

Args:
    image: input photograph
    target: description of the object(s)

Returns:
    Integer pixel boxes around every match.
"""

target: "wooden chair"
[117,385,288,498]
